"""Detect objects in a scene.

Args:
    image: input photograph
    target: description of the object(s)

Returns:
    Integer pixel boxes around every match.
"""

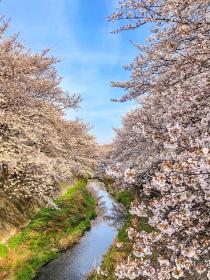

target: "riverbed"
[36,179,125,280]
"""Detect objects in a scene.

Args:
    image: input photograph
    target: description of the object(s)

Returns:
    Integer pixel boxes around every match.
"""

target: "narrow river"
[36,179,125,280]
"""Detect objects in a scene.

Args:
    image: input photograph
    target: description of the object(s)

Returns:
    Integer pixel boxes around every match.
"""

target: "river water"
[36,179,125,280]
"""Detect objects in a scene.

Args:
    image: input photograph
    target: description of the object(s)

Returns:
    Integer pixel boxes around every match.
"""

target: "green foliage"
[115,191,133,209]
[0,179,96,280]
[117,213,131,243]
[16,265,35,280]
[8,231,30,249]
[103,178,134,209]
[0,243,8,258]
[16,252,58,280]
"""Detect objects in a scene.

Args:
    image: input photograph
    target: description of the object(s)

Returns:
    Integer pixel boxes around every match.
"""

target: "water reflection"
[36,180,125,280]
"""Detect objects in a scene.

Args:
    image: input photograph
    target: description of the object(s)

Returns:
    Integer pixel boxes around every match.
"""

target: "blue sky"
[1,0,150,144]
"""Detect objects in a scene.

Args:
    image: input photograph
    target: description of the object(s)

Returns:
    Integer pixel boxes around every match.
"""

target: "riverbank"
[89,180,152,280]
[36,179,125,280]
[89,187,133,280]
[0,179,96,280]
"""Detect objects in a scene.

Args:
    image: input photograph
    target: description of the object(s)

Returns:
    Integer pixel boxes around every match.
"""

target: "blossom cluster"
[0,16,98,206]
[102,1,210,279]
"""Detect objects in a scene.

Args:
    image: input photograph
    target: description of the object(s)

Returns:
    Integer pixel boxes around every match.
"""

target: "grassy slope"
[90,180,153,280]
[0,179,96,280]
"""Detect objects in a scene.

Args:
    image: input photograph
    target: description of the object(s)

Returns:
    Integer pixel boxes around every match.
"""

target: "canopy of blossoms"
[0,16,98,205]
[100,1,210,279]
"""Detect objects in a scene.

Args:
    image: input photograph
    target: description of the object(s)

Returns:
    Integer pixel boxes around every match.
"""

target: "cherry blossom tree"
[100,1,210,279]
[0,16,98,206]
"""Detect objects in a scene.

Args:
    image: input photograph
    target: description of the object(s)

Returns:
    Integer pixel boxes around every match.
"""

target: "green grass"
[115,191,133,209]
[103,178,134,209]
[0,179,96,280]
[0,243,8,258]
[89,182,153,280]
